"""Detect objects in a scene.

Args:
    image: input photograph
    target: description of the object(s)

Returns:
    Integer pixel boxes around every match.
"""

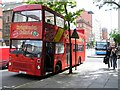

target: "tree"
[93,0,119,10]
[26,0,84,74]
[109,29,120,45]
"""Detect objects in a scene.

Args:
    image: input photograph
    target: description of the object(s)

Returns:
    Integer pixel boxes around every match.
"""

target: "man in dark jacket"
[106,46,112,68]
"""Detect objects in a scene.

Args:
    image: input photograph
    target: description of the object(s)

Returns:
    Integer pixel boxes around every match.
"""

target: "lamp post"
[118,0,120,33]
[71,29,79,70]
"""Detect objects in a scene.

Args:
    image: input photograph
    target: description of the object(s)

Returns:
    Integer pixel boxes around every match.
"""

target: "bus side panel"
[54,53,66,72]
[71,40,86,66]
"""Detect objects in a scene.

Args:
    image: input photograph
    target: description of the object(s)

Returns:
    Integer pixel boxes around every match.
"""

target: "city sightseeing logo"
[32,31,39,36]
[12,25,39,37]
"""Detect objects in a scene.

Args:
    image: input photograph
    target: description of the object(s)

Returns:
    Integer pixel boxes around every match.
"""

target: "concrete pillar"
[117,0,120,48]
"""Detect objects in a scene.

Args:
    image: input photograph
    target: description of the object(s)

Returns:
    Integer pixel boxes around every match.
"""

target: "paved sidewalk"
[86,49,105,58]
[15,58,118,88]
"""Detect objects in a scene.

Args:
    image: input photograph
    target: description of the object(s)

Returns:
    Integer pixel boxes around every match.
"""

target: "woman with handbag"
[110,47,117,70]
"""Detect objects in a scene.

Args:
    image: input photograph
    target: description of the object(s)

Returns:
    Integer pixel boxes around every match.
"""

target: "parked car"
[0,46,9,69]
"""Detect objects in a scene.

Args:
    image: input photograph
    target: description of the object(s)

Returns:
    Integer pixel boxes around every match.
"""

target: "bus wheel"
[55,63,61,73]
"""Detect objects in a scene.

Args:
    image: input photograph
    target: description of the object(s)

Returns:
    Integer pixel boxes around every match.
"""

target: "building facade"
[2,2,22,45]
[93,19,101,41]
[0,0,3,46]
[76,11,92,44]
[101,27,108,40]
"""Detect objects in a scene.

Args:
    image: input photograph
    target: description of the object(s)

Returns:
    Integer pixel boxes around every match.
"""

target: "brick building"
[76,11,93,44]
[2,2,22,45]
[101,27,108,40]
[0,0,3,46]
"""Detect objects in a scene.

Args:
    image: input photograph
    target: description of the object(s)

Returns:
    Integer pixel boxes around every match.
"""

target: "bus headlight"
[37,65,40,69]
[37,59,41,63]
[9,62,12,66]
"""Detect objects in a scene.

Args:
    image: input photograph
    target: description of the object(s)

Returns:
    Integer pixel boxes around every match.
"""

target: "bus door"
[66,44,70,67]
[44,42,55,72]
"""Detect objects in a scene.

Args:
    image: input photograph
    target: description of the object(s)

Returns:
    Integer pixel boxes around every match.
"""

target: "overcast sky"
[76,0,118,33]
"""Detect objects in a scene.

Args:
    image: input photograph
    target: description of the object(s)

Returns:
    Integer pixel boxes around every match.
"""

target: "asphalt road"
[1,69,41,89]
[1,57,105,89]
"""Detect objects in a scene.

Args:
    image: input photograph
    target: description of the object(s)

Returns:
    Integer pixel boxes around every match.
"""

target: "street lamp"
[71,29,79,70]
[104,1,120,8]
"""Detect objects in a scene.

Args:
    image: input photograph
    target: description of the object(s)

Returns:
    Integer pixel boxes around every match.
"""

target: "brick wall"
[76,11,92,43]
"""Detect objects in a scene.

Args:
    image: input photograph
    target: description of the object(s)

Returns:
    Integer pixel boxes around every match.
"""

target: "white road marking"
[0,69,8,72]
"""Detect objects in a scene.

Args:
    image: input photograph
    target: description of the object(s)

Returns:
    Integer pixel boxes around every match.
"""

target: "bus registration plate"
[19,71,26,74]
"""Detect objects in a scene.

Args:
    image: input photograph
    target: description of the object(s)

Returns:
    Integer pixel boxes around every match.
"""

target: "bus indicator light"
[37,65,40,70]
[9,62,12,66]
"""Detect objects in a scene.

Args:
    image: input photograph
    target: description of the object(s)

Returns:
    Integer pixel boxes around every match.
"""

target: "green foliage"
[109,29,120,44]
[114,34,120,44]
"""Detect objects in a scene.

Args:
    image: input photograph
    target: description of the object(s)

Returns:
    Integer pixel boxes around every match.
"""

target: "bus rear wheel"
[55,64,61,73]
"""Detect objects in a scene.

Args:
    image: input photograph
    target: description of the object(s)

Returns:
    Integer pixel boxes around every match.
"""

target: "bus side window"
[47,19,51,23]
[45,11,54,25]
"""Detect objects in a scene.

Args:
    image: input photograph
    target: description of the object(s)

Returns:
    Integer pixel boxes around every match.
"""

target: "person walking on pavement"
[106,46,112,68]
[110,47,117,70]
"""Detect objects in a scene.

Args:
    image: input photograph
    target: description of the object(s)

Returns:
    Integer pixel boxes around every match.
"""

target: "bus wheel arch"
[55,61,62,73]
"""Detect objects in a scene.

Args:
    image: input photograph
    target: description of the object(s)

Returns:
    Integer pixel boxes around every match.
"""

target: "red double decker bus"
[8,4,86,76]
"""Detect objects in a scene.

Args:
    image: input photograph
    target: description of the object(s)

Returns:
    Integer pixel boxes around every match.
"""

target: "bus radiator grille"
[12,62,33,71]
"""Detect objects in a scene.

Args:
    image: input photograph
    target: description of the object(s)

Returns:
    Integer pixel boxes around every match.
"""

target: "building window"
[7,16,10,22]
[83,24,86,28]
[80,24,83,28]
[0,4,2,7]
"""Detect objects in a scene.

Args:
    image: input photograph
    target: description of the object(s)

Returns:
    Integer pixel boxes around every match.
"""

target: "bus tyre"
[55,64,61,73]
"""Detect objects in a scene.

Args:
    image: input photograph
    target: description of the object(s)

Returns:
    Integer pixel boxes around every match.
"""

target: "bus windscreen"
[10,40,43,58]
[96,42,107,49]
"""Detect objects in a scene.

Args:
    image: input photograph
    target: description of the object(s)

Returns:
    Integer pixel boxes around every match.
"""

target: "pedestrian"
[110,47,117,70]
[106,46,112,68]
[116,46,120,59]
